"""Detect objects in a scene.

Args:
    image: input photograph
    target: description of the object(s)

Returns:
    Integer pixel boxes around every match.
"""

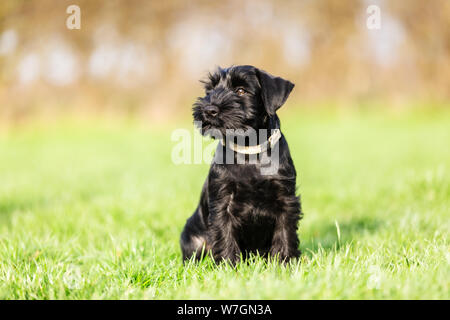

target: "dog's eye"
[236,88,246,96]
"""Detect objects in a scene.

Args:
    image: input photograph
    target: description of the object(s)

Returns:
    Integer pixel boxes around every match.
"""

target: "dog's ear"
[255,69,295,116]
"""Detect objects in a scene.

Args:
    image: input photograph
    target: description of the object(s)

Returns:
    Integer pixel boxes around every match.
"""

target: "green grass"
[0,107,449,299]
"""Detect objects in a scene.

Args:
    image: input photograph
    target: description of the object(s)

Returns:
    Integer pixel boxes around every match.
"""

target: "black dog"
[180,65,302,264]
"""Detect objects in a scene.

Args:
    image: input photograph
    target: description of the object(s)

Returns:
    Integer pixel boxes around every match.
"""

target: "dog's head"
[193,65,294,137]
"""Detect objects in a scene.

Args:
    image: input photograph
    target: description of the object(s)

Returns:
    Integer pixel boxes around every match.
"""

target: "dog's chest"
[210,166,285,219]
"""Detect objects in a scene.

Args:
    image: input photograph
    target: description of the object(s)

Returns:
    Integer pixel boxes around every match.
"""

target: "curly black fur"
[181,65,302,264]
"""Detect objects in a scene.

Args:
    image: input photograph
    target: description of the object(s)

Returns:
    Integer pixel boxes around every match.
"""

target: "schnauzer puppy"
[180,65,302,264]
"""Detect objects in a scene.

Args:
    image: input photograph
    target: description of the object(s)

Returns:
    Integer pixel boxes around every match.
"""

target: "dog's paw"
[269,246,299,264]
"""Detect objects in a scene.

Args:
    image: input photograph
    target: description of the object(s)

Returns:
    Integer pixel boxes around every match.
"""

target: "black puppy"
[180,65,302,264]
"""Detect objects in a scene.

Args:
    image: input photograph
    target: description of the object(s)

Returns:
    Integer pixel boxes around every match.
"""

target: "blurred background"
[0,0,449,125]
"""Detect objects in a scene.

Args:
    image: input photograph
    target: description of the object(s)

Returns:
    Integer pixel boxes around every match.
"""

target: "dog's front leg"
[270,211,300,262]
[207,197,241,265]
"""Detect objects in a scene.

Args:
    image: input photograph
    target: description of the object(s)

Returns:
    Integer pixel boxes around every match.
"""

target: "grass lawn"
[0,107,449,299]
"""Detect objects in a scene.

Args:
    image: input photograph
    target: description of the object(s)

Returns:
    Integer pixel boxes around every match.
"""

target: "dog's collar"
[220,129,281,155]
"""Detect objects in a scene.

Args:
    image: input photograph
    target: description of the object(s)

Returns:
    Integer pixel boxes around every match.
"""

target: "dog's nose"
[204,105,219,117]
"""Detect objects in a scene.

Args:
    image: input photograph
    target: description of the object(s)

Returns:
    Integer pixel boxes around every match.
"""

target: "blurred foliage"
[0,0,449,123]
[0,108,449,298]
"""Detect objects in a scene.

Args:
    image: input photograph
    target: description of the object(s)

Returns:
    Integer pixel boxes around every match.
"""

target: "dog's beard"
[194,120,222,139]
[195,118,256,140]
[192,104,221,137]
[192,102,254,139]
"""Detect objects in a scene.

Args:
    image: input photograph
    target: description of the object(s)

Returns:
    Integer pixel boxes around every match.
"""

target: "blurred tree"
[0,0,448,122]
